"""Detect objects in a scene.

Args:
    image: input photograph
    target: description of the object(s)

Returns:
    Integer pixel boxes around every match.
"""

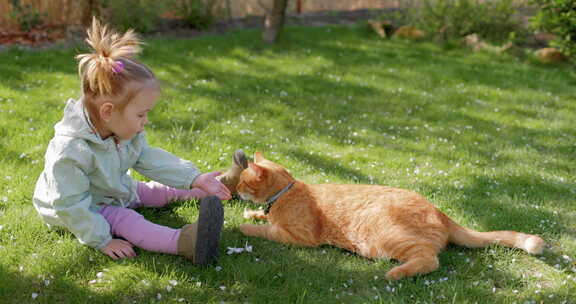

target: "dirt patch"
[0,27,65,46]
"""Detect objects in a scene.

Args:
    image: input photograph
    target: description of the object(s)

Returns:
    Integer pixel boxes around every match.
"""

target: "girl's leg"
[100,206,180,254]
[137,181,207,208]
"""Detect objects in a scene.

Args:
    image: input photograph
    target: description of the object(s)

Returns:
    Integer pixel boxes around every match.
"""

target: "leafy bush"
[97,0,220,32]
[530,0,576,58]
[400,0,521,43]
[173,0,219,29]
[9,0,45,31]
[99,0,168,33]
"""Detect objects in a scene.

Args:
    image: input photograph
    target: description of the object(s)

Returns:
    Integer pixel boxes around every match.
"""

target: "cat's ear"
[249,162,266,180]
[254,151,264,163]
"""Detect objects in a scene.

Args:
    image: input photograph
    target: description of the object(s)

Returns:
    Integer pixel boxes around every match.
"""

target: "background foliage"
[98,0,165,33]
[2,0,222,32]
[8,0,45,31]
[530,0,576,58]
[399,0,521,43]
[98,0,222,32]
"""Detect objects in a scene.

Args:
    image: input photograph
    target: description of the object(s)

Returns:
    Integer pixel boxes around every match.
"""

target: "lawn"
[0,25,575,303]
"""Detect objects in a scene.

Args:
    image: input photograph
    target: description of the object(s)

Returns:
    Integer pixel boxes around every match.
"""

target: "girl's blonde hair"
[76,18,157,116]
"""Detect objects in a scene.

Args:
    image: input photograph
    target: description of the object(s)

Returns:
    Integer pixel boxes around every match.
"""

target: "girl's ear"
[254,151,264,163]
[99,102,115,122]
[248,162,266,180]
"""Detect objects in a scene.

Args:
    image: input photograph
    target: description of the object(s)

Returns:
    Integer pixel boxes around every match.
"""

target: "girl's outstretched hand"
[100,239,136,260]
[192,171,231,200]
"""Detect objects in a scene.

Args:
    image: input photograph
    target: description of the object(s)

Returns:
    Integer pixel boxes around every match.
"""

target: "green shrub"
[173,0,219,29]
[530,0,576,58]
[99,0,167,33]
[9,0,45,32]
[400,0,521,43]
[97,0,220,32]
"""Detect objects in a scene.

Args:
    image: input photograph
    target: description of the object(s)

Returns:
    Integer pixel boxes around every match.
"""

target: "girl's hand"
[100,239,136,260]
[189,188,209,199]
[192,171,231,200]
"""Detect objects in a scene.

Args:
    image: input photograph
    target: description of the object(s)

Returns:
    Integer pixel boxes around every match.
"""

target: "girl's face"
[103,81,160,141]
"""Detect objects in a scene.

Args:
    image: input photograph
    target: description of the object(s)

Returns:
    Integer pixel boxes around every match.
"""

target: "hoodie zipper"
[114,136,122,167]
[113,136,127,207]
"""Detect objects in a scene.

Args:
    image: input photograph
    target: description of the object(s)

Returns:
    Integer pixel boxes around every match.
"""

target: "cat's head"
[237,152,295,203]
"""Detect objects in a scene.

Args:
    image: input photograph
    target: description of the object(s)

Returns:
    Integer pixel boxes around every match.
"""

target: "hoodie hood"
[54,99,105,145]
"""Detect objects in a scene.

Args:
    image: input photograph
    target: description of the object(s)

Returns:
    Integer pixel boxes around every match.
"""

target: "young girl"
[32,19,246,265]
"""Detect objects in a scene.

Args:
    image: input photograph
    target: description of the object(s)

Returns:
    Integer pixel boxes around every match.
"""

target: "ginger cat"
[238,152,545,280]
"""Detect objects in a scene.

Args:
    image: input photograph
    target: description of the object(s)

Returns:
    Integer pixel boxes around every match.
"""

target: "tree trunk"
[262,0,289,44]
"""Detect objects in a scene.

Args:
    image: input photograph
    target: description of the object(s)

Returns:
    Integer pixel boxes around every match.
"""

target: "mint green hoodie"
[33,99,200,249]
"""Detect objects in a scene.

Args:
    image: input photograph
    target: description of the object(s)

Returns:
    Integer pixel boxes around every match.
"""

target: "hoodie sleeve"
[132,134,201,189]
[33,140,112,249]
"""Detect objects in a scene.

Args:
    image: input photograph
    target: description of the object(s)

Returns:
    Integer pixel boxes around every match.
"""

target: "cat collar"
[264,182,295,214]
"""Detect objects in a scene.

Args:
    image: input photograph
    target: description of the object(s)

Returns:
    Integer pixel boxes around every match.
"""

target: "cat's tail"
[443,215,545,255]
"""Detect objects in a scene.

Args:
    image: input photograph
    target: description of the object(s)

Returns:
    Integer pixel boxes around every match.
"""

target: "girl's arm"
[132,133,201,189]
[132,134,230,199]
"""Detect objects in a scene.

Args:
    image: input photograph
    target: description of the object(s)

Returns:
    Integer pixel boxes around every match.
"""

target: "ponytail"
[76,17,153,97]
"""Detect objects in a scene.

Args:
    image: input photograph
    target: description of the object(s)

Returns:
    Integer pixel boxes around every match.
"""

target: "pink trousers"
[99,181,206,254]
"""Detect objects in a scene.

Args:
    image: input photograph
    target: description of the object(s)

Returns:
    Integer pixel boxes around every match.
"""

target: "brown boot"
[217,149,248,195]
[177,196,224,265]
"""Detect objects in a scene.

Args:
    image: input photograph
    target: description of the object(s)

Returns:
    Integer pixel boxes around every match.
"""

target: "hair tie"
[112,61,124,73]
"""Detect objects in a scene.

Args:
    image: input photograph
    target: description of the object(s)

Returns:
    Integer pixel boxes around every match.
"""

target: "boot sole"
[194,196,224,265]
[234,149,248,169]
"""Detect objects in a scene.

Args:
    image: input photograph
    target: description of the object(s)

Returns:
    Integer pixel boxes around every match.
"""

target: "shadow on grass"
[0,48,77,92]
[2,27,573,171]
[281,148,380,184]
[11,193,567,303]
[139,26,574,176]
[1,25,574,302]
[0,253,117,303]
[129,190,569,302]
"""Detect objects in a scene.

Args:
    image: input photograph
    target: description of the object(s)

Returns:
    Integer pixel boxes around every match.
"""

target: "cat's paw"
[523,235,545,255]
[239,224,253,236]
[243,208,266,220]
[242,208,254,219]
[385,268,406,281]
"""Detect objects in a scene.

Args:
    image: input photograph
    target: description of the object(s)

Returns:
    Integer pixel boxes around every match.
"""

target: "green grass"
[1,25,575,303]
